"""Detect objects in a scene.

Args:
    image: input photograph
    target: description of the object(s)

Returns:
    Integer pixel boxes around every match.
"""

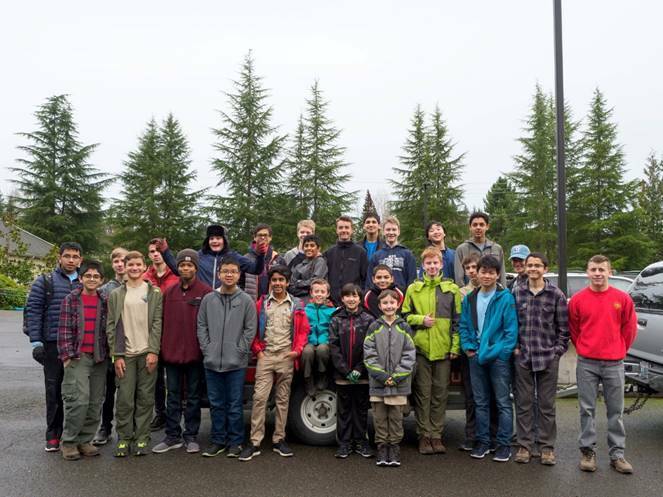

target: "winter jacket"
[57,287,108,363]
[106,282,163,357]
[459,287,518,365]
[143,265,179,292]
[283,246,301,266]
[363,284,404,319]
[289,255,328,298]
[508,273,528,292]
[251,293,311,369]
[197,287,257,373]
[324,241,368,305]
[454,238,506,287]
[305,302,336,346]
[25,267,82,343]
[100,278,123,300]
[402,275,462,360]
[417,246,456,281]
[240,244,286,301]
[162,279,212,364]
[363,316,416,396]
[162,230,264,290]
[329,307,375,380]
[366,243,417,291]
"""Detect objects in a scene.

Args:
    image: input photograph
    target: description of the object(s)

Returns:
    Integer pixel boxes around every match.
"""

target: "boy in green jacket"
[402,247,462,455]
[106,251,163,457]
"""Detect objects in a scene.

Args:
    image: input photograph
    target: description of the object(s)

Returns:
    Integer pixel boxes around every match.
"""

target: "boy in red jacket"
[152,249,212,455]
[239,265,310,461]
[568,254,637,475]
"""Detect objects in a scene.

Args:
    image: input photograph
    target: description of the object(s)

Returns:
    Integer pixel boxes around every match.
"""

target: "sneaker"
[114,439,130,458]
[335,444,351,459]
[470,443,491,459]
[77,443,100,457]
[202,443,226,457]
[579,449,597,472]
[356,440,374,458]
[430,438,447,454]
[45,438,60,452]
[488,441,498,453]
[376,443,389,467]
[388,444,401,467]
[514,446,531,464]
[492,445,511,462]
[238,445,261,461]
[92,427,110,446]
[149,414,166,432]
[152,438,183,454]
[185,440,200,454]
[134,439,149,456]
[418,437,434,455]
[272,440,294,457]
[226,445,243,458]
[458,439,474,452]
[610,457,633,474]
[61,443,80,461]
[540,448,556,466]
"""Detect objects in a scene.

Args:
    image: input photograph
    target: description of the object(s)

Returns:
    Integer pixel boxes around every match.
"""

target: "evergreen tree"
[110,115,204,251]
[391,105,465,252]
[483,175,521,251]
[211,52,286,249]
[637,153,663,260]
[284,114,309,222]
[11,95,111,253]
[355,189,379,241]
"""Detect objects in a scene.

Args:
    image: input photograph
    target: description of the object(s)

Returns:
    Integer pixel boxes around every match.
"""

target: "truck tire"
[287,383,337,446]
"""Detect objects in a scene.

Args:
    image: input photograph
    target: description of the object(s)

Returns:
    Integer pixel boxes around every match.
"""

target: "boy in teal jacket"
[459,255,517,463]
[302,279,336,395]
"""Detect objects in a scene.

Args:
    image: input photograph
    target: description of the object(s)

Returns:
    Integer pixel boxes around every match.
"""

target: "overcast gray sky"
[2,0,661,214]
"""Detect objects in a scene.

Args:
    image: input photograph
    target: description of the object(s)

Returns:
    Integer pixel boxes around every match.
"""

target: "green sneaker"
[114,440,130,458]
[134,439,149,456]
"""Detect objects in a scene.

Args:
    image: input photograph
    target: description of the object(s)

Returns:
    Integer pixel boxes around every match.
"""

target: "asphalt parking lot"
[1,310,662,497]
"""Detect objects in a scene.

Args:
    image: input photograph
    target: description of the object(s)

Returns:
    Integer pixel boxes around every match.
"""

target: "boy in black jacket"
[363,265,404,319]
[329,283,376,459]
[324,216,368,305]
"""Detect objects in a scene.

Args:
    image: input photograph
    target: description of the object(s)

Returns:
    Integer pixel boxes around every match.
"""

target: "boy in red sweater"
[568,254,637,475]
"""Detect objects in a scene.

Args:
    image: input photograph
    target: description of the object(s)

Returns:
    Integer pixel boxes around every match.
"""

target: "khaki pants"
[413,354,450,438]
[61,354,108,444]
[372,402,404,444]
[115,353,157,443]
[249,350,294,446]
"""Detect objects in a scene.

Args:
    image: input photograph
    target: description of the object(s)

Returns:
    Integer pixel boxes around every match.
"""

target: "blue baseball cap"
[509,244,530,260]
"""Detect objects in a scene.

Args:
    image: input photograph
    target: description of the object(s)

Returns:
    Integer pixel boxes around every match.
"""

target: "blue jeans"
[469,356,513,446]
[165,362,203,441]
[205,368,246,447]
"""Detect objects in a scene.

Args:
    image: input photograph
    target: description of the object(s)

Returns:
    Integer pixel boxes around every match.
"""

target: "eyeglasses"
[82,274,102,280]
[220,270,239,275]
[255,233,271,238]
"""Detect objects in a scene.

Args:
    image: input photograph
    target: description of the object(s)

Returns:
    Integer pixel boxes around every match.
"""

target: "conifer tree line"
[4,52,663,271]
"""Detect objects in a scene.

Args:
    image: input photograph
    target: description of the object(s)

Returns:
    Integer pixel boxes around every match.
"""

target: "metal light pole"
[553,0,568,295]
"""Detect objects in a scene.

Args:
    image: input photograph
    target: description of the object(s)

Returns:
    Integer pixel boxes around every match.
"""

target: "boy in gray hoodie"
[197,257,257,458]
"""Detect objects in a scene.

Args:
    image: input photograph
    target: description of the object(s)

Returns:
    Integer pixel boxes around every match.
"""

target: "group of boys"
[24,212,637,473]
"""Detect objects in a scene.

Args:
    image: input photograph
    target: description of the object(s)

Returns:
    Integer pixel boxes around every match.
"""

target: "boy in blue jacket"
[302,279,336,395]
[459,255,518,463]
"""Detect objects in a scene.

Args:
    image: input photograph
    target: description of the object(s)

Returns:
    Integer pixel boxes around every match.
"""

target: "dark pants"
[100,360,116,432]
[469,357,513,447]
[205,368,245,447]
[460,354,498,443]
[43,341,64,441]
[336,383,370,444]
[165,362,203,441]
[154,360,166,417]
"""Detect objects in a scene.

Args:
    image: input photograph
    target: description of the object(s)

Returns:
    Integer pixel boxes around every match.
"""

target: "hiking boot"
[202,443,226,457]
[185,440,200,454]
[45,438,60,452]
[238,445,261,461]
[61,443,80,461]
[356,440,374,458]
[272,440,293,457]
[531,444,541,458]
[540,448,556,466]
[77,443,100,457]
[458,439,474,452]
[226,445,243,458]
[470,443,491,459]
[149,414,166,432]
[152,438,184,454]
[335,444,351,459]
[431,438,447,454]
[388,444,401,467]
[134,439,149,456]
[514,446,531,464]
[610,457,633,474]
[114,440,130,458]
[418,437,434,455]
[579,449,597,472]
[92,427,110,446]
[376,443,389,466]
[492,445,511,462]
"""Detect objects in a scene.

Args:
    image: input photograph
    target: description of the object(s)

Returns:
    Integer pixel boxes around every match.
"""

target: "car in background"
[544,272,633,298]
[625,261,663,394]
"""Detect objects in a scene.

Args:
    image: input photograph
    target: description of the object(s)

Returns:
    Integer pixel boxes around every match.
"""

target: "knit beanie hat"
[176,249,199,269]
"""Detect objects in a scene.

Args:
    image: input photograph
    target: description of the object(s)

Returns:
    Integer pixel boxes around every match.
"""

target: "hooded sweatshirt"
[367,243,417,291]
[363,283,404,319]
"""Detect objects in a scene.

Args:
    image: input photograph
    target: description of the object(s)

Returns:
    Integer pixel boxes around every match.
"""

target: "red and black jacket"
[328,307,376,380]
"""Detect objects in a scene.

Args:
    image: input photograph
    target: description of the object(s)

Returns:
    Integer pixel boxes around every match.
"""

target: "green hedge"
[0,274,28,309]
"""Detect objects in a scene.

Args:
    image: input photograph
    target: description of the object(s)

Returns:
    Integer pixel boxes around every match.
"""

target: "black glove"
[32,345,46,365]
